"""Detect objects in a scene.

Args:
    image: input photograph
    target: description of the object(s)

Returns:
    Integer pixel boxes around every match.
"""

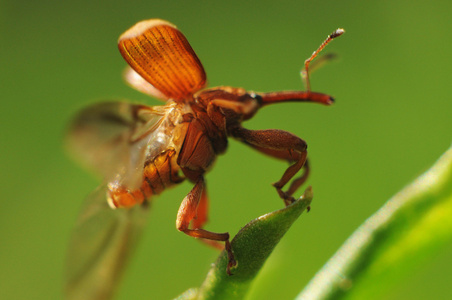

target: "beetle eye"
[249,92,263,105]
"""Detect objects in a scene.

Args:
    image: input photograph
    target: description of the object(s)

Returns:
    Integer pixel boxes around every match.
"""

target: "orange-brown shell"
[118,19,206,102]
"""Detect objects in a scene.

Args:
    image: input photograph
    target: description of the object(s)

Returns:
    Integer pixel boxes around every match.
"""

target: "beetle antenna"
[301,28,344,92]
[304,53,338,73]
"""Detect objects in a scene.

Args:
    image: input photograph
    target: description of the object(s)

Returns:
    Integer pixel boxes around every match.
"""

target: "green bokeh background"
[1,1,451,299]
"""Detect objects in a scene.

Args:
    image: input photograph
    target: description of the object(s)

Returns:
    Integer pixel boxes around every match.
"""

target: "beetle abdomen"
[108,149,184,208]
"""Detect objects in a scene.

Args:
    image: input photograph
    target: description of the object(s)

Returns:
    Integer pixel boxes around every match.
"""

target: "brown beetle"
[65,19,343,299]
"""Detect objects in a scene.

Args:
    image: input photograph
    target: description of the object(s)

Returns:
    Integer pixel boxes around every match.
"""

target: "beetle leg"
[240,143,310,198]
[191,187,208,229]
[176,177,237,274]
[286,159,310,197]
[193,188,227,251]
[231,126,308,206]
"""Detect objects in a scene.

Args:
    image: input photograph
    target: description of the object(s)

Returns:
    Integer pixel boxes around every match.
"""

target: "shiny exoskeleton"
[65,19,343,300]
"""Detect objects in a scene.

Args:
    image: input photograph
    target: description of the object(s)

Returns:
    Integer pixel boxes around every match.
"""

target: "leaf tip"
[303,186,313,200]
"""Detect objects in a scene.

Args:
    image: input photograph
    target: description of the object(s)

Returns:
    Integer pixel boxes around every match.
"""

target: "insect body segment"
[66,18,343,299]
[105,102,191,208]
[108,148,183,208]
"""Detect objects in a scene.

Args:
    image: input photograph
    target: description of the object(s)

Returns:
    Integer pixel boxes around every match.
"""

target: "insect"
[65,19,343,299]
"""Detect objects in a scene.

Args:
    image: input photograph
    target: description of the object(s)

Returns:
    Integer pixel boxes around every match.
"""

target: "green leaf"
[177,187,313,300]
[297,146,452,300]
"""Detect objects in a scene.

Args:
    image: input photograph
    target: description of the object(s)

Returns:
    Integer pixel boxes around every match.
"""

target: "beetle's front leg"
[176,176,237,274]
[241,145,311,200]
[231,126,308,206]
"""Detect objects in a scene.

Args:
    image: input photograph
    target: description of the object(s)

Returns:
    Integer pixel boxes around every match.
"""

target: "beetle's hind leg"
[191,185,226,251]
[176,176,236,274]
[231,126,308,206]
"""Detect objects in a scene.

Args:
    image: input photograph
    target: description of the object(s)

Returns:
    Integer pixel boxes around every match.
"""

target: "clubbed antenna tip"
[330,28,345,39]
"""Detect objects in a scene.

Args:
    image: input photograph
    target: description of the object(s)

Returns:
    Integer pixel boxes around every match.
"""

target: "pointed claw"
[225,240,237,275]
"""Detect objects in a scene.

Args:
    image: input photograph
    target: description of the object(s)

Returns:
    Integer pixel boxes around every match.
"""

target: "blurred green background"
[1,0,452,299]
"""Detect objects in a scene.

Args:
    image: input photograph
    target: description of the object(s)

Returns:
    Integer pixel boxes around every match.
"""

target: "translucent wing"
[123,66,167,101]
[65,185,149,300]
[66,101,171,189]
[118,19,206,101]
